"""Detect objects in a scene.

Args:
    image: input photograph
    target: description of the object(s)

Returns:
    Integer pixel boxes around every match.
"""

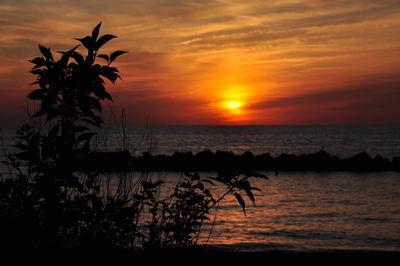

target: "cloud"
[256,78,400,109]
[270,2,400,30]
[178,27,309,49]
[176,0,400,51]
[108,90,221,125]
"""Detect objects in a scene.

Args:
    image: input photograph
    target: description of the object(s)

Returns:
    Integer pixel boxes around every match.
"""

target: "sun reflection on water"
[160,171,400,252]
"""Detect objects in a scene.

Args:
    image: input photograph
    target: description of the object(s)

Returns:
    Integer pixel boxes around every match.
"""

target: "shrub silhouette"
[0,23,266,251]
[1,22,132,249]
[140,171,267,248]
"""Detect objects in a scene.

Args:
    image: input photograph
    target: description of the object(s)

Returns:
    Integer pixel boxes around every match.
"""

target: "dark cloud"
[271,3,400,30]
[109,90,219,125]
[0,38,38,58]
[250,77,400,113]
[119,51,169,72]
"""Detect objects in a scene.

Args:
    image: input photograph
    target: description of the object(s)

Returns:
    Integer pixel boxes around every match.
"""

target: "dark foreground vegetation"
[77,149,400,172]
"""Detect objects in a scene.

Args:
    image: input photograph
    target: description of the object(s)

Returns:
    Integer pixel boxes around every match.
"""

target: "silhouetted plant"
[0,22,132,249]
[137,171,267,248]
[209,170,268,215]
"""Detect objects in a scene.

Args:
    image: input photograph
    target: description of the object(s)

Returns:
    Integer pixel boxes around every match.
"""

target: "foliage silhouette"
[0,23,266,251]
[139,171,267,248]
[1,22,132,249]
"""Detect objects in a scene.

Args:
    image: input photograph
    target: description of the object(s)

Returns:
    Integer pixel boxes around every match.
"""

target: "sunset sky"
[1,0,400,125]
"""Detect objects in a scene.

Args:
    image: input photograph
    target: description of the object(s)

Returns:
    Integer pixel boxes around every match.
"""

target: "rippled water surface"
[3,125,400,158]
[100,125,400,158]
[153,171,400,252]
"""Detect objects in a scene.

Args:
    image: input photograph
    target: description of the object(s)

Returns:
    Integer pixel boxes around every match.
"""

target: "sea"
[2,124,400,158]
[156,170,400,252]
[88,124,400,159]
[1,124,400,252]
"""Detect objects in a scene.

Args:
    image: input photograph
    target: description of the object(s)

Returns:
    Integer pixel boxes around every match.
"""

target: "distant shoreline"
[76,150,400,172]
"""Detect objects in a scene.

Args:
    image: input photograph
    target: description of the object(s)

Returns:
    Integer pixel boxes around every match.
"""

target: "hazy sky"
[1,0,400,125]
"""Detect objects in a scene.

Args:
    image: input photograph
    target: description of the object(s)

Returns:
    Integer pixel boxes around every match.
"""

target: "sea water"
[94,124,400,159]
[152,170,400,252]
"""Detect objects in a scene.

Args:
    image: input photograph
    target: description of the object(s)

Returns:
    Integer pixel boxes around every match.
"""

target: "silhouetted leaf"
[97,54,109,62]
[29,57,46,69]
[75,36,94,50]
[27,89,45,100]
[69,44,80,52]
[110,50,127,63]
[104,91,113,101]
[92,22,102,40]
[194,183,204,191]
[234,193,246,215]
[101,66,120,83]
[95,34,116,50]
[244,171,268,179]
[57,45,79,55]
[91,82,106,98]
[38,45,53,60]
[58,53,71,67]
[30,69,43,75]
[203,188,211,195]
[71,51,85,64]
[244,187,255,205]
[109,66,119,73]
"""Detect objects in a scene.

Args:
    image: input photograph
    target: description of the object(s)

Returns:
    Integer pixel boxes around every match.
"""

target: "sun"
[223,100,243,114]
[224,100,242,109]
